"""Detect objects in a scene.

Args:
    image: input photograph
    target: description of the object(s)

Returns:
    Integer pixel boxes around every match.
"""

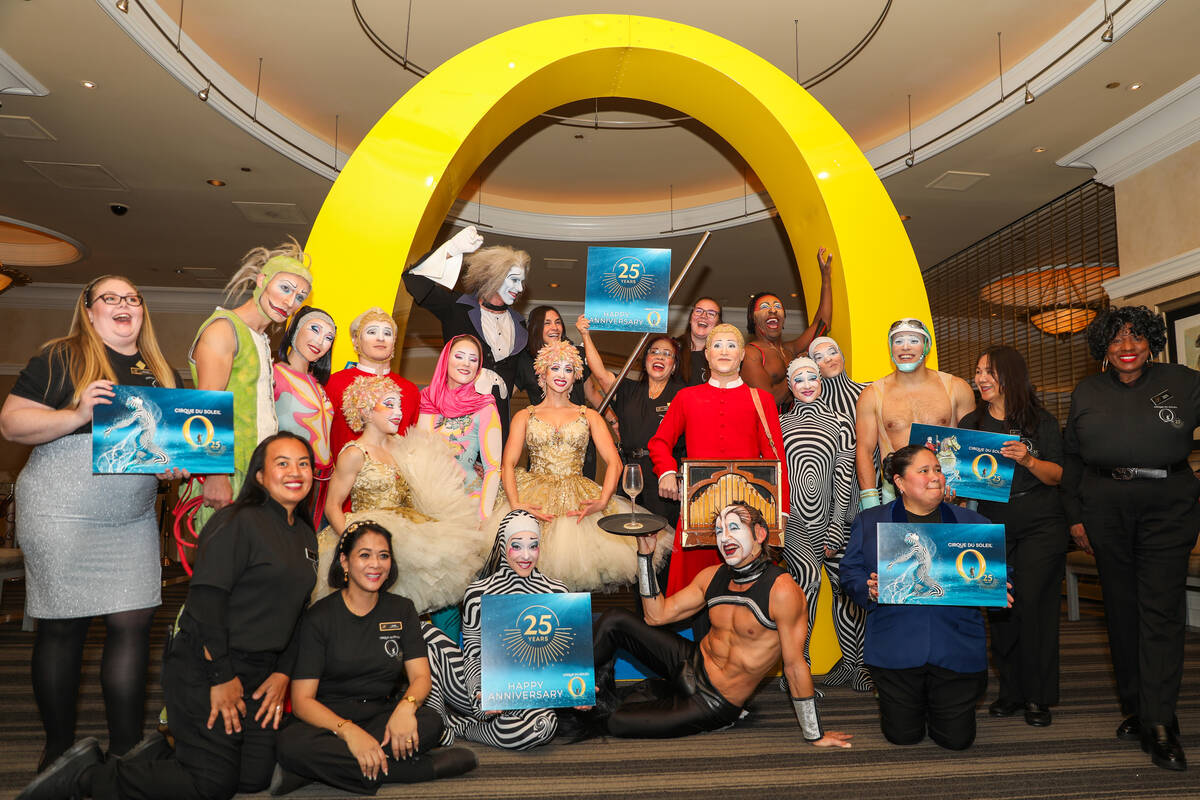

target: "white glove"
[474,367,508,400]
[408,226,483,289]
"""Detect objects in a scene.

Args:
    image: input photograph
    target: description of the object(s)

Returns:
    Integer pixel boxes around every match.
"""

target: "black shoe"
[268,763,312,796]
[988,699,1022,718]
[821,658,855,688]
[430,747,478,779]
[1024,703,1052,727]
[17,737,102,800]
[1142,724,1187,771]
[1116,715,1142,742]
[115,731,171,764]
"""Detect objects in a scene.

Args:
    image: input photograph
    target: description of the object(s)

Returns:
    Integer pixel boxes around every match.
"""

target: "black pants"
[592,609,742,738]
[93,636,278,800]
[276,698,444,794]
[871,664,987,751]
[981,493,1067,706]
[1080,471,1200,726]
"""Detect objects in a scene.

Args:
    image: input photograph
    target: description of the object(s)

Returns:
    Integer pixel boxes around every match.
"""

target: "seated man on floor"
[585,502,852,746]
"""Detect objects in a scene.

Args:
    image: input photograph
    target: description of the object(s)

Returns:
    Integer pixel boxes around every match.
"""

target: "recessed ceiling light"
[206,179,226,187]
[899,214,912,221]
[789,292,798,298]
[1129,83,1142,91]
[816,171,830,180]
[240,167,252,172]
[80,80,96,89]
[1033,147,1047,153]
[1106,81,1120,89]
[548,282,560,288]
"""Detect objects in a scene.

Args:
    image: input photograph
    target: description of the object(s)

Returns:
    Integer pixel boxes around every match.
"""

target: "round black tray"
[597,512,670,536]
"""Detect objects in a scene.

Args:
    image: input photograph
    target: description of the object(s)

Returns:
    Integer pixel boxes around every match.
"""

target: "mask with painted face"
[888,319,931,373]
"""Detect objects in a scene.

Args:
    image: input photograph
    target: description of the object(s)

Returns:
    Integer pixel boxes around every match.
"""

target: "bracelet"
[637,552,661,598]
[335,718,350,736]
[859,488,881,509]
[402,694,419,708]
[791,695,824,742]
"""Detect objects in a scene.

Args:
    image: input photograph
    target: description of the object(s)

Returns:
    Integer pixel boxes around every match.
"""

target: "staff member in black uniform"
[271,521,476,795]
[576,316,685,527]
[676,297,722,387]
[1063,306,1200,772]
[20,432,320,800]
[960,345,1066,728]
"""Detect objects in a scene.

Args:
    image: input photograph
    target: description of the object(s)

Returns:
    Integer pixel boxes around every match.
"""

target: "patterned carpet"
[0,579,1197,800]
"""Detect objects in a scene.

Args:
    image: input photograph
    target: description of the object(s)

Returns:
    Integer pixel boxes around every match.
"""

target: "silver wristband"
[637,552,660,598]
[792,695,823,742]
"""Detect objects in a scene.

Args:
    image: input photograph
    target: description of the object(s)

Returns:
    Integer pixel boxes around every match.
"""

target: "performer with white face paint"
[421,510,568,751]
[578,502,852,745]
[807,336,865,420]
[403,226,532,441]
[854,319,974,508]
[779,357,868,692]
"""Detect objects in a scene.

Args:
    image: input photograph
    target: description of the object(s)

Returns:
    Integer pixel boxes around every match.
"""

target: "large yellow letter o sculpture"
[305,14,933,379]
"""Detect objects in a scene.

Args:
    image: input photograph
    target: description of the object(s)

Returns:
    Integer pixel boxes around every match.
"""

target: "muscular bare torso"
[745,340,793,405]
[698,576,784,706]
[876,370,956,456]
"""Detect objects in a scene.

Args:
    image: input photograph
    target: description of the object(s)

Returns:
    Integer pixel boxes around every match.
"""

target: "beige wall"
[1114,139,1200,286]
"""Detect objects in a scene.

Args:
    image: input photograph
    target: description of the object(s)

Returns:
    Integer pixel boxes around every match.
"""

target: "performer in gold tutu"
[485,341,669,591]
[316,376,490,614]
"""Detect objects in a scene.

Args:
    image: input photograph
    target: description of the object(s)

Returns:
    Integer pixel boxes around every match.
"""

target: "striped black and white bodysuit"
[423,564,567,750]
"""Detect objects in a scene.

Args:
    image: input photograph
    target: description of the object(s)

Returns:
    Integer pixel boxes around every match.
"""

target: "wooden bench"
[1066,545,1200,627]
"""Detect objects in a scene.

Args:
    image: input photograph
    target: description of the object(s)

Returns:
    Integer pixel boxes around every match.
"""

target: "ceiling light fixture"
[548,282,559,288]
[1106,81,1120,89]
[899,214,912,221]
[80,80,96,89]
[197,81,210,102]
[0,263,32,296]
[1129,82,1142,91]
[1033,147,1047,153]
[1101,1,1114,43]
[115,0,128,12]
[206,179,226,187]
[1024,83,1035,104]
[904,93,915,167]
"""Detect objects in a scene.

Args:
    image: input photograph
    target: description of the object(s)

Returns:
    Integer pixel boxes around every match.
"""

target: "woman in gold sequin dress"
[316,375,490,614]
[485,342,669,591]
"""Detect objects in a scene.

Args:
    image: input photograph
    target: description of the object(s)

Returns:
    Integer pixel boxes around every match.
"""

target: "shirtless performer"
[741,248,834,408]
[855,319,974,509]
[587,502,852,746]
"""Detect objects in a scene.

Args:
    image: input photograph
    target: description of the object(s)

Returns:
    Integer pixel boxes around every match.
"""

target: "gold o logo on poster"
[955,549,987,581]
[646,310,663,328]
[567,676,587,698]
[182,415,215,448]
[971,453,999,480]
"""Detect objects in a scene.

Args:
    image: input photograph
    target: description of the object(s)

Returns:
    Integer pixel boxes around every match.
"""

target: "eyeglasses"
[90,292,144,307]
[692,308,719,319]
[647,348,675,358]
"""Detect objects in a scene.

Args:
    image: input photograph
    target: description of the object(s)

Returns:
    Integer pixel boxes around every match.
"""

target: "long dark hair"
[232,431,316,523]
[677,297,723,381]
[978,345,1042,436]
[277,306,336,384]
[328,521,398,591]
[527,305,571,357]
[882,444,932,489]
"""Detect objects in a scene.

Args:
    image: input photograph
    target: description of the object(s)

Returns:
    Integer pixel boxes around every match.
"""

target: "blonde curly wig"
[342,375,400,432]
[532,340,583,378]
[705,323,745,350]
[461,246,531,301]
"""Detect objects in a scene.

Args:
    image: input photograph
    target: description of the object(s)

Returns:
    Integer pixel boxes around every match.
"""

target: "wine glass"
[622,463,644,531]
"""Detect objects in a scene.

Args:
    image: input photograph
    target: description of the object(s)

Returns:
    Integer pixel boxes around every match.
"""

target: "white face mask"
[790,369,821,403]
[890,334,927,373]
[499,266,526,306]
[715,509,759,567]
[505,532,540,577]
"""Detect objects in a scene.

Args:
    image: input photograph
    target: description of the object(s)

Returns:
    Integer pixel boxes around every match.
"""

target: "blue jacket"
[841,500,991,673]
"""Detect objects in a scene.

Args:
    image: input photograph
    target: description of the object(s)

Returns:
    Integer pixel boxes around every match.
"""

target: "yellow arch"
[304,14,932,379]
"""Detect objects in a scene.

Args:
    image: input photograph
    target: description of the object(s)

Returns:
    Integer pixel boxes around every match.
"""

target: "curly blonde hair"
[705,323,745,350]
[342,375,400,432]
[533,340,583,378]
[461,246,531,301]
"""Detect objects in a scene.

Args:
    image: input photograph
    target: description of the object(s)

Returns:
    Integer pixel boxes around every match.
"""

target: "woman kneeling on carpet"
[270,520,477,795]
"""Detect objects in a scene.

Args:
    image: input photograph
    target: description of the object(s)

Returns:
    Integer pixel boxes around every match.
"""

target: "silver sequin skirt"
[15,433,161,619]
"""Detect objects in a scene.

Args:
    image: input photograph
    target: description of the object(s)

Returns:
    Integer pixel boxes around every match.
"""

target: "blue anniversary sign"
[878,522,1007,608]
[480,592,595,711]
[584,246,670,333]
[93,386,234,475]
[909,423,1015,503]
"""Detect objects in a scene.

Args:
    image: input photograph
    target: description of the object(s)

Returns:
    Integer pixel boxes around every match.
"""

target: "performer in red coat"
[326,307,419,457]
[649,323,789,595]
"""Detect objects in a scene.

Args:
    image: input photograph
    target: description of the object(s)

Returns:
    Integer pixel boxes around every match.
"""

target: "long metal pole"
[597,230,712,414]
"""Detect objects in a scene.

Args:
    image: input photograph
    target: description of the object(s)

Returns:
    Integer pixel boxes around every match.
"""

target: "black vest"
[695,562,786,639]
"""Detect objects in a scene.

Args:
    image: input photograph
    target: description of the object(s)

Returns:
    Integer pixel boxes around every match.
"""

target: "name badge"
[379,621,404,632]
[304,547,318,563]
[655,404,670,414]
